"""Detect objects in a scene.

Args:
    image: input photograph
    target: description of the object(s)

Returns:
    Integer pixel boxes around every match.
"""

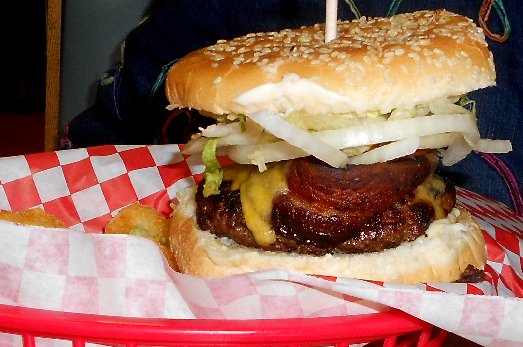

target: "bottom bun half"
[169,187,487,283]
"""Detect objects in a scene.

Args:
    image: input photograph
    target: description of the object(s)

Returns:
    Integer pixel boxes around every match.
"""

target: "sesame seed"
[299,34,312,43]
[384,51,395,58]
[408,52,420,61]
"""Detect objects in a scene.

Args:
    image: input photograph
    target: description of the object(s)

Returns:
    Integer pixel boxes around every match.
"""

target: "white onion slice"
[182,137,208,154]
[314,114,480,149]
[182,132,257,155]
[469,139,512,154]
[227,142,308,164]
[226,115,479,165]
[247,110,350,168]
[200,122,242,137]
[193,114,478,155]
[347,137,421,165]
[429,97,469,115]
[184,119,266,155]
[186,107,509,168]
[440,137,512,166]
[228,133,466,166]
[440,136,472,166]
[419,133,461,149]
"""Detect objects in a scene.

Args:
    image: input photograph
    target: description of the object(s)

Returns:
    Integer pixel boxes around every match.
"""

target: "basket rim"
[0,303,435,345]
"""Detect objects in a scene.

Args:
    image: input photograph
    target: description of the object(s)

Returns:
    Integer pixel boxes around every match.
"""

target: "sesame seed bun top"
[166,9,495,116]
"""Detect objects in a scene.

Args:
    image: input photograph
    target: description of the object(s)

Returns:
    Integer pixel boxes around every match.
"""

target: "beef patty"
[195,154,456,256]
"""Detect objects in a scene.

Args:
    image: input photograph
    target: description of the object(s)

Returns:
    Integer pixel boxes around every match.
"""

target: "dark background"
[0,1,46,156]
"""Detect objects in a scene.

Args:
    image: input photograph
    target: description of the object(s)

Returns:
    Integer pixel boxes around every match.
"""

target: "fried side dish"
[0,208,65,228]
[104,203,178,270]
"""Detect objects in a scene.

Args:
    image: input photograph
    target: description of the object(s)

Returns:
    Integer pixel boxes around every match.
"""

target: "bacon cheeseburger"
[165,10,511,282]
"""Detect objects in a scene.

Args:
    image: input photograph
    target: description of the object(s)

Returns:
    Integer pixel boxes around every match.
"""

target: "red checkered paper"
[0,145,522,346]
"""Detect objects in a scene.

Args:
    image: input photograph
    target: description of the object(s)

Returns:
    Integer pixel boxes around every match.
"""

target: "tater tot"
[105,203,178,270]
[0,208,65,228]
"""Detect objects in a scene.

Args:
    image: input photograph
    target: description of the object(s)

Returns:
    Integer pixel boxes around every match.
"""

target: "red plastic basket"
[0,304,447,347]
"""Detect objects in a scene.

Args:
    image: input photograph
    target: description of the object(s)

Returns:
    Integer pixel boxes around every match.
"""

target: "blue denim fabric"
[64,0,522,211]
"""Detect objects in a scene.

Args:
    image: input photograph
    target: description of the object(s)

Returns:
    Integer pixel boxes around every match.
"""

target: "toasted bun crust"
[166,10,495,116]
[169,187,487,283]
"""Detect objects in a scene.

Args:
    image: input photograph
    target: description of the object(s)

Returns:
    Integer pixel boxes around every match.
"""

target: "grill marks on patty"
[195,155,456,256]
[272,194,438,254]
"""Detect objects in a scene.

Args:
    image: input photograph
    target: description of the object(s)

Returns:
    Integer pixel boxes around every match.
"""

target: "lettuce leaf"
[458,95,477,117]
[202,138,223,197]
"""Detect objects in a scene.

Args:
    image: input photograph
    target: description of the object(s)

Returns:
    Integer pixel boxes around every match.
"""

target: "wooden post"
[45,0,62,151]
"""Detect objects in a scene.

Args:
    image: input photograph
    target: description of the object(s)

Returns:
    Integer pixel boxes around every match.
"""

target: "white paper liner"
[0,144,521,346]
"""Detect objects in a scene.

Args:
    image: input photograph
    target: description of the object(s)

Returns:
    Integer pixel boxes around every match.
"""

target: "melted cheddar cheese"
[223,163,289,246]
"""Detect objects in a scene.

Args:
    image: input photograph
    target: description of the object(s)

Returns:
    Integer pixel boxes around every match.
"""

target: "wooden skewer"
[325,0,338,43]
